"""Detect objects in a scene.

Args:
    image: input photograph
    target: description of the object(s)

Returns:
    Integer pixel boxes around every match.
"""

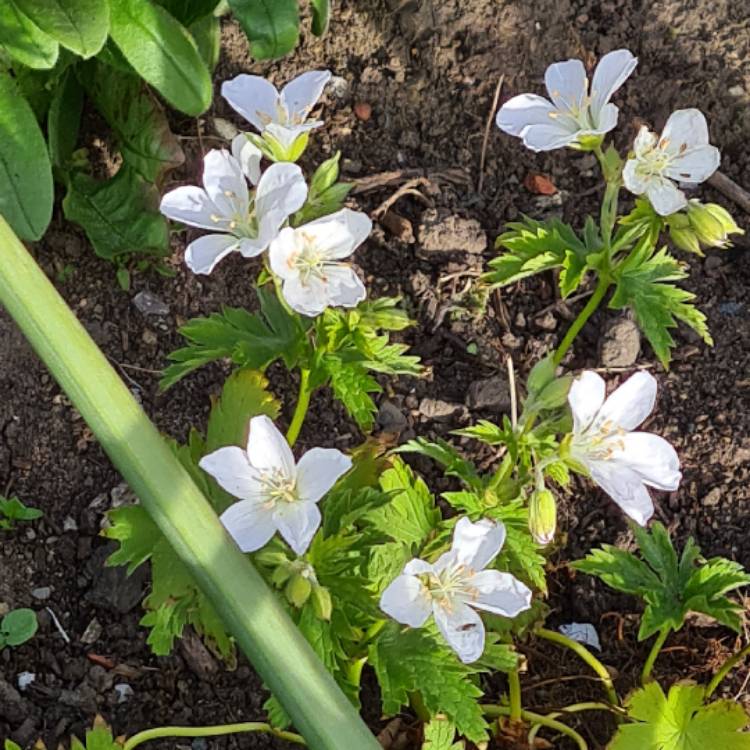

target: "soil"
[2,1,750,749]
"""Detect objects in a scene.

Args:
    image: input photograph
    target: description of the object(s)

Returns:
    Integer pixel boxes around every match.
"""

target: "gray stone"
[85,542,148,614]
[31,586,51,600]
[467,376,511,411]
[600,318,641,368]
[0,678,28,722]
[211,117,239,140]
[133,290,169,317]
[702,487,722,507]
[417,210,487,260]
[418,398,462,420]
[377,400,408,433]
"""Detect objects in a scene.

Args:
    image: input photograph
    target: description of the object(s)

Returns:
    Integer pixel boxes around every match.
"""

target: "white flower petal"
[300,209,373,260]
[588,460,654,525]
[296,447,352,503]
[231,134,262,185]
[469,570,533,618]
[245,415,295,478]
[450,517,505,571]
[221,75,280,132]
[403,558,435,576]
[236,236,270,258]
[590,49,637,121]
[646,177,687,216]
[434,601,485,663]
[632,125,658,156]
[568,370,606,433]
[665,145,720,184]
[522,122,580,152]
[184,234,238,275]
[281,70,331,121]
[199,446,264,501]
[255,162,308,224]
[495,93,557,137]
[219,499,277,552]
[623,157,649,195]
[613,432,681,491]
[380,573,432,628]
[281,276,329,317]
[202,150,250,218]
[591,102,619,134]
[160,185,218,230]
[268,226,299,281]
[322,266,367,308]
[661,108,710,151]
[544,59,588,114]
[273,501,321,556]
[597,371,657,431]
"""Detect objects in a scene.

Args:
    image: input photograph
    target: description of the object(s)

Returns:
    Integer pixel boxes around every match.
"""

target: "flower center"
[209,194,258,238]
[290,233,328,285]
[635,141,674,180]
[260,469,298,506]
[420,563,475,611]
[576,418,626,461]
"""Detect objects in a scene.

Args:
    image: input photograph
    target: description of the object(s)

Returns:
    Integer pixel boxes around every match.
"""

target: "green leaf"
[63,166,170,262]
[5,741,23,750]
[155,0,220,25]
[47,68,84,169]
[610,242,712,368]
[322,354,380,431]
[228,0,299,60]
[573,522,750,640]
[366,457,440,548]
[0,495,43,525]
[610,682,750,750]
[109,0,212,116]
[0,0,59,69]
[484,216,589,296]
[161,287,309,389]
[322,486,391,536]
[0,608,38,646]
[370,623,488,743]
[395,437,483,490]
[13,0,109,58]
[189,12,221,72]
[0,72,54,241]
[80,61,185,183]
[310,0,330,36]
[422,716,463,750]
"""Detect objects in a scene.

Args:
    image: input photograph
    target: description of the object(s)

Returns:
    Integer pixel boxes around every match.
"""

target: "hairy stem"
[286,368,312,446]
[507,355,518,430]
[553,275,611,365]
[536,628,619,705]
[641,627,670,685]
[508,668,523,722]
[123,723,305,750]
[481,705,587,750]
[705,642,750,698]
[527,702,625,745]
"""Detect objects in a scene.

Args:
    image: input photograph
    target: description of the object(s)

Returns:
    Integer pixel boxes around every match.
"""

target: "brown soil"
[2,1,749,748]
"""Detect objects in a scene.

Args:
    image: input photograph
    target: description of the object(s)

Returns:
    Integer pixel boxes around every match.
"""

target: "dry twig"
[478,75,504,194]
[708,171,750,214]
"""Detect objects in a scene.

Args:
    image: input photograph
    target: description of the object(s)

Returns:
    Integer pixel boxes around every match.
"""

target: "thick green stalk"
[537,628,619,705]
[123,722,305,750]
[0,218,379,750]
[706,642,750,698]
[641,627,669,685]
[286,368,312,446]
[507,668,523,722]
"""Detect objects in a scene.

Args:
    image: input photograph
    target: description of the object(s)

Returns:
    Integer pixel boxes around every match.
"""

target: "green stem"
[409,691,431,722]
[123,723,305,750]
[286,368,312,447]
[553,275,611,365]
[537,628,619,705]
[481,705,587,750]
[705,642,750,698]
[641,627,670,685]
[508,668,523,722]
[526,703,620,746]
[0,218,380,750]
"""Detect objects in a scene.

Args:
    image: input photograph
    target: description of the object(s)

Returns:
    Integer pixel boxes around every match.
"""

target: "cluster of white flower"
[496,49,721,216]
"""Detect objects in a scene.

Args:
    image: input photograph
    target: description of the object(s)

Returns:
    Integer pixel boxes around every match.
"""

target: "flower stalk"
[553,275,610,365]
[482,705,588,750]
[0,217,379,750]
[286,368,313,446]
[123,722,306,750]
[641,627,670,684]
[705,642,750,698]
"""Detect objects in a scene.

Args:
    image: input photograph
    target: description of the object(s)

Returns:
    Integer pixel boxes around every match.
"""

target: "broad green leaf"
[189,13,221,72]
[0,608,38,646]
[47,68,84,169]
[228,0,299,60]
[14,0,109,58]
[322,355,380,431]
[109,0,212,116]
[610,243,711,368]
[80,61,185,183]
[0,0,59,69]
[422,717,463,750]
[62,166,170,261]
[310,0,330,36]
[155,0,221,25]
[0,495,43,523]
[396,437,483,490]
[610,681,750,750]
[0,73,54,240]
[5,741,23,750]
[370,623,488,743]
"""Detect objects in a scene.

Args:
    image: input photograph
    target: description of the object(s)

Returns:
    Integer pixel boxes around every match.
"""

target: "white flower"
[496,49,637,151]
[568,371,682,525]
[160,149,307,274]
[200,415,351,556]
[379,517,532,663]
[221,71,332,151]
[269,208,370,316]
[622,109,721,216]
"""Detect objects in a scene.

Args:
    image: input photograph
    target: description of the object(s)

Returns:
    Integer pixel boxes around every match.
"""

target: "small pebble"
[31,587,51,601]
[17,672,35,691]
[354,102,372,121]
[114,683,134,703]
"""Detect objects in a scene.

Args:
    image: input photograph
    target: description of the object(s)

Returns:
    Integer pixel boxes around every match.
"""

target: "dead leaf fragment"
[523,172,557,195]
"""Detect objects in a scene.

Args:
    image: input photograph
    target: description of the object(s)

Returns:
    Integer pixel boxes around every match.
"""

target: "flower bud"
[285,573,312,609]
[687,200,744,248]
[311,585,333,621]
[529,489,557,546]
[667,212,702,255]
